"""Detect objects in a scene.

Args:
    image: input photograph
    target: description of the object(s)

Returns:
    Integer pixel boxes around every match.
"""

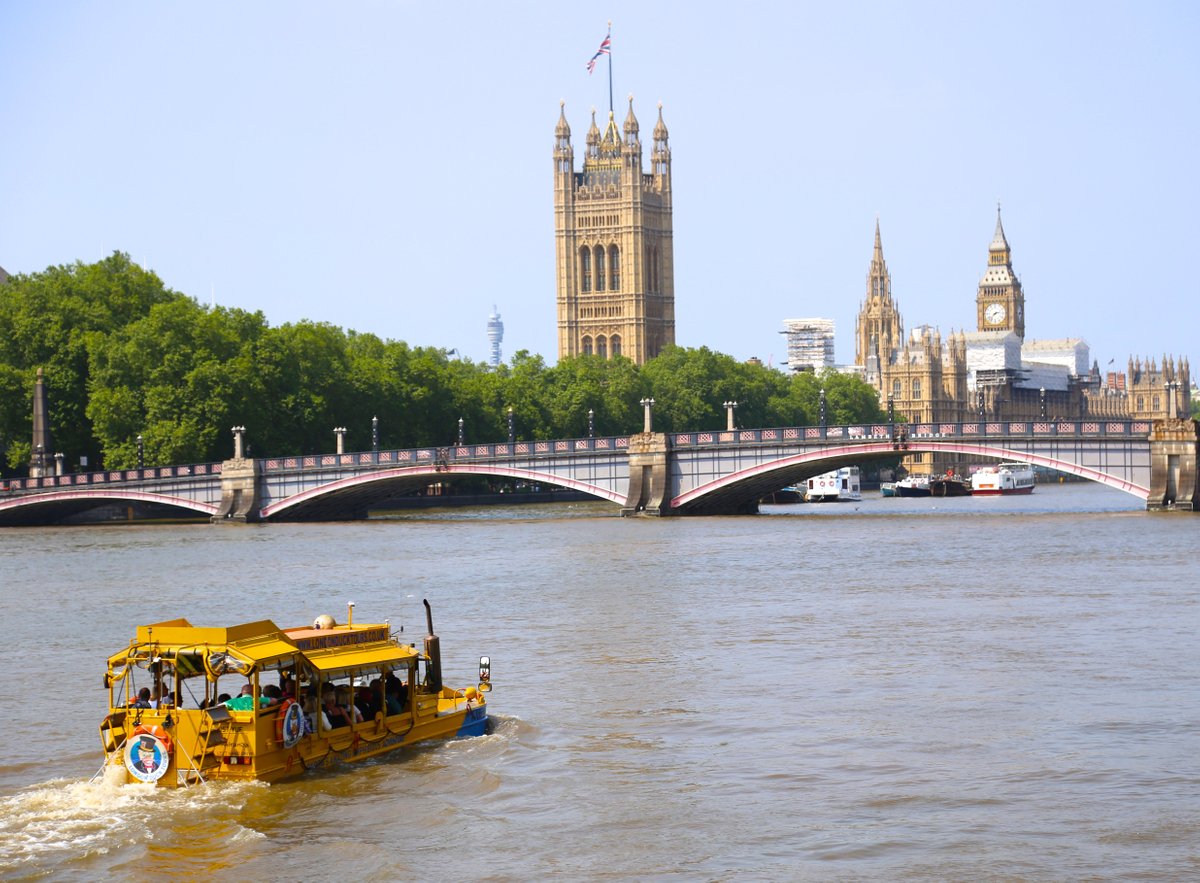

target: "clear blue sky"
[2,2,1196,374]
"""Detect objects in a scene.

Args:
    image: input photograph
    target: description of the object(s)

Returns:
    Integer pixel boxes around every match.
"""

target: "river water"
[0,483,1196,880]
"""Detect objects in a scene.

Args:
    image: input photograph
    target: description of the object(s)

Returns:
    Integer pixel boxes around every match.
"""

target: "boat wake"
[0,765,264,877]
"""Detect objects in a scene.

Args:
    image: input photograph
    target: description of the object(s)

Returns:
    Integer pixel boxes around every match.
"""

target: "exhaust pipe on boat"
[423,599,442,693]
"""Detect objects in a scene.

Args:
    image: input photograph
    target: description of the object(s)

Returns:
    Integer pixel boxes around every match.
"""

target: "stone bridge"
[1,417,1195,525]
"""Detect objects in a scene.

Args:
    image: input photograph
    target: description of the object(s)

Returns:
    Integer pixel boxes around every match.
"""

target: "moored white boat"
[805,467,862,502]
[970,462,1035,495]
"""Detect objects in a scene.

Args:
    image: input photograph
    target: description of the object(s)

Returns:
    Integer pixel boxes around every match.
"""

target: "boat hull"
[970,486,1034,496]
[103,694,489,787]
[929,479,971,497]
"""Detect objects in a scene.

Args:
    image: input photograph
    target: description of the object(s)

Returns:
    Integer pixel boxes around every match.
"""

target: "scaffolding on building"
[780,318,835,373]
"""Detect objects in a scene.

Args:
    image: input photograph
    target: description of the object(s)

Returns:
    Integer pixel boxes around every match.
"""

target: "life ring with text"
[125,725,173,783]
[277,699,304,749]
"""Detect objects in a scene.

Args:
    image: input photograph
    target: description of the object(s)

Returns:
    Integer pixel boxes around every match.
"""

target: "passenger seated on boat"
[384,680,407,715]
[335,685,364,723]
[322,692,351,729]
[303,695,326,734]
[131,687,153,709]
[224,683,268,711]
[217,693,231,704]
[355,686,377,720]
[262,684,283,706]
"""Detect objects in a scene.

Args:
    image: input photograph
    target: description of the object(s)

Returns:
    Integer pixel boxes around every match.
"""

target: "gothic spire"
[990,202,1010,252]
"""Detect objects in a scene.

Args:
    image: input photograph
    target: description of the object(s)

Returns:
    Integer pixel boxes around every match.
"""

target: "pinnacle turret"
[555,100,570,140]
[653,102,669,141]
[623,95,639,137]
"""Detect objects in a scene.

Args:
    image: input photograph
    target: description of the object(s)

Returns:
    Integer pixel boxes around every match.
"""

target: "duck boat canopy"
[99,600,492,788]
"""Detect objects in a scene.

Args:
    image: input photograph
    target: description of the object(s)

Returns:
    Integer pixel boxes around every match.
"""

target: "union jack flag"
[587,30,611,74]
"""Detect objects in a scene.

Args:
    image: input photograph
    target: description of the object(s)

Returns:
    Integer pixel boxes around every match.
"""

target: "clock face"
[985,303,1007,324]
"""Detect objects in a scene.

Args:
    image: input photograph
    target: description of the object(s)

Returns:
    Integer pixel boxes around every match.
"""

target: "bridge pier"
[211,457,262,523]
[1146,419,1199,511]
[622,432,671,516]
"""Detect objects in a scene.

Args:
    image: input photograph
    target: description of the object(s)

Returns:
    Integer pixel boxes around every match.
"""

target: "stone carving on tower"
[553,97,674,364]
[976,205,1025,339]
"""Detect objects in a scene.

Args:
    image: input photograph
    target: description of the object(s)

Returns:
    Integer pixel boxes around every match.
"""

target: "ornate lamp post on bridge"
[640,398,655,433]
[588,408,595,438]
[371,416,379,453]
[977,388,985,423]
[507,407,515,444]
[819,388,827,437]
[723,400,738,432]
[137,434,144,469]
[334,427,347,455]
[54,452,64,477]
[457,418,465,446]
[1039,387,1047,420]
[887,394,895,439]
[232,425,246,460]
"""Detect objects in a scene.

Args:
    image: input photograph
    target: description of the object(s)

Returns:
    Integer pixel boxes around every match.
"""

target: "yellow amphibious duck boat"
[99,600,491,787]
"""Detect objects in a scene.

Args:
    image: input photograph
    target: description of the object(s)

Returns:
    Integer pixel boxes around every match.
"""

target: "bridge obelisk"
[29,368,53,478]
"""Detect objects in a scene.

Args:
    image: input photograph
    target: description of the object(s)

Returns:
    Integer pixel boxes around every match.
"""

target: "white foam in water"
[0,765,264,874]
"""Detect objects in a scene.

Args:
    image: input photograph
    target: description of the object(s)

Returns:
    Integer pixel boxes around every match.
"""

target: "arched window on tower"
[580,247,591,293]
[611,335,621,357]
[1136,395,1144,410]
[892,379,902,399]
[595,247,606,292]
[597,335,608,359]
[912,379,922,400]
[582,336,593,356]
[651,247,660,294]
[609,245,620,290]
[1152,395,1160,411]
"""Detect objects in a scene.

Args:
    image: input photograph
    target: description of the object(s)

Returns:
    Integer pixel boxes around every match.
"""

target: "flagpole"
[607,20,614,116]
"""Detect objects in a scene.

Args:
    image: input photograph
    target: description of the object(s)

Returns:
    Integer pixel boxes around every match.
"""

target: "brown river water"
[0,483,1196,881]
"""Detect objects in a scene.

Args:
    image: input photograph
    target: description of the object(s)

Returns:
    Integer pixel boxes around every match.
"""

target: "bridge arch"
[0,490,218,526]
[261,464,625,521]
[670,440,1151,514]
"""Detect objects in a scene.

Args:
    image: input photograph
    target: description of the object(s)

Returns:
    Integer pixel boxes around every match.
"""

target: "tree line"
[0,253,887,473]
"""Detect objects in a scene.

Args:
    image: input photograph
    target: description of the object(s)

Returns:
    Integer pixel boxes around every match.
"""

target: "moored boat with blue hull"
[894,475,931,497]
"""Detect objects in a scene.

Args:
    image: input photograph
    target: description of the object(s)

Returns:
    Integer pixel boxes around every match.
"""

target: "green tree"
[0,253,176,469]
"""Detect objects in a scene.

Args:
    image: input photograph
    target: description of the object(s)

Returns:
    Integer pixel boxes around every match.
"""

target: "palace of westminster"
[552,98,1191,473]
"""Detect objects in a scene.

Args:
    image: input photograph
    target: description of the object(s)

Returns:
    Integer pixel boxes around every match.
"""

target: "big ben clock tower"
[976,205,1025,339]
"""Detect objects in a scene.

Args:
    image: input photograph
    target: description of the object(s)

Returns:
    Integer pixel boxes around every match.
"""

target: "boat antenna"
[347,601,355,627]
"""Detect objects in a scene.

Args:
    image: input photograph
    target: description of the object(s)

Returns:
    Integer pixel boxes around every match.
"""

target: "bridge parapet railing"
[3,462,224,495]
[671,419,1148,447]
[258,435,634,474]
